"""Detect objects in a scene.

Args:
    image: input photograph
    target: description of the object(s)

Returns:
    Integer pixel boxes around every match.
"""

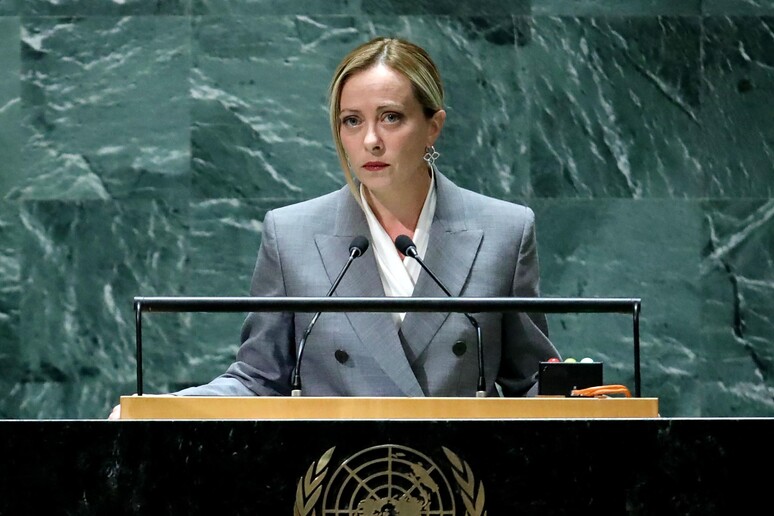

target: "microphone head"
[394,234,417,257]
[349,235,369,258]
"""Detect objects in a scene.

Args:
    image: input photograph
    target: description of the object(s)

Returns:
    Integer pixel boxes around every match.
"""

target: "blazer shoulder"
[456,187,534,227]
[264,188,352,239]
[270,187,347,220]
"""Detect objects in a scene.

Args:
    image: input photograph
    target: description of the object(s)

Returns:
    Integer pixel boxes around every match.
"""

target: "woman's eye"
[383,113,401,123]
[341,117,359,127]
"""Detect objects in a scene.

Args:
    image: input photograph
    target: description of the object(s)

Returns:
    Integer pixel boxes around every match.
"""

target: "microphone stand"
[291,237,368,396]
[397,236,486,397]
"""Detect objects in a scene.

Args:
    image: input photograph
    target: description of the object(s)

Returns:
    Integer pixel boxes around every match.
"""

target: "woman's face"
[338,64,445,197]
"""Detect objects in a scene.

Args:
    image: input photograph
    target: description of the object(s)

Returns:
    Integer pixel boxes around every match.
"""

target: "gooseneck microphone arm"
[291,236,369,396]
[395,235,486,397]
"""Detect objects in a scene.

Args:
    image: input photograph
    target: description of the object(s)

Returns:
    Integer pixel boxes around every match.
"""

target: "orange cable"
[570,384,632,398]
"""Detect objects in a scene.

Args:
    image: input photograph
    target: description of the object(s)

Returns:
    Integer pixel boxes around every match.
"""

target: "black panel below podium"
[0,418,770,514]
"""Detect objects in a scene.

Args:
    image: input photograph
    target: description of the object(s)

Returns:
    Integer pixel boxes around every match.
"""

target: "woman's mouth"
[363,161,388,171]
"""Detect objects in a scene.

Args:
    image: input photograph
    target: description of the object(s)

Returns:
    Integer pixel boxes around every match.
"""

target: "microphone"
[395,234,486,397]
[290,235,369,396]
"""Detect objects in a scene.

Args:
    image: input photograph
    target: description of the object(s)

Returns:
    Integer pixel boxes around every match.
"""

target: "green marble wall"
[0,1,772,418]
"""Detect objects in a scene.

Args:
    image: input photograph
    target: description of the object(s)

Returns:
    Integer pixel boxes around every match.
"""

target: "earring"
[423,145,440,166]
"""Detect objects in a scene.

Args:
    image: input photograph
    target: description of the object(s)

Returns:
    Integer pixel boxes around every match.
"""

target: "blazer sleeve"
[496,206,560,396]
[175,209,295,396]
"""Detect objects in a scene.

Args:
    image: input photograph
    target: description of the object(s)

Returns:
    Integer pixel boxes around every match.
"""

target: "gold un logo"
[294,444,487,516]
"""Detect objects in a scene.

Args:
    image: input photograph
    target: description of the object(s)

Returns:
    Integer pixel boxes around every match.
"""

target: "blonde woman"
[110,37,557,418]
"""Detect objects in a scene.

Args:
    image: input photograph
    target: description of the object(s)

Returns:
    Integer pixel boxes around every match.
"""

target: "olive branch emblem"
[443,446,487,516]
[294,446,335,516]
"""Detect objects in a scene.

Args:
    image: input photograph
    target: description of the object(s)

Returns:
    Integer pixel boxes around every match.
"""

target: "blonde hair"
[328,37,445,199]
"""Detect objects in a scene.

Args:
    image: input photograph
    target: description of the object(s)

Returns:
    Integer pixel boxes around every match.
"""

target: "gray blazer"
[177,170,559,398]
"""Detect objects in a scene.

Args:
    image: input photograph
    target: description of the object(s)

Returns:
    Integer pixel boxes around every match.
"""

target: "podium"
[115,395,666,514]
[5,412,772,514]
[120,395,659,419]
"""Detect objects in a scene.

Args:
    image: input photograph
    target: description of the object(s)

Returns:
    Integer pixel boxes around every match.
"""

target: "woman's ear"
[427,109,446,146]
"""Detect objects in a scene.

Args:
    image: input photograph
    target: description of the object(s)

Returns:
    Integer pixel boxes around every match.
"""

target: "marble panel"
[0,16,20,198]
[22,0,190,15]
[12,16,190,201]
[193,0,531,15]
[192,0,360,15]
[700,200,774,416]
[0,203,21,384]
[533,199,703,416]
[192,15,532,200]
[704,0,774,15]
[701,16,774,197]
[4,200,189,419]
[533,0,701,16]
[410,16,532,198]
[0,379,126,419]
[528,16,703,198]
[360,0,529,15]
[0,5,770,421]
[0,0,17,15]
[146,199,288,391]
[191,15,351,200]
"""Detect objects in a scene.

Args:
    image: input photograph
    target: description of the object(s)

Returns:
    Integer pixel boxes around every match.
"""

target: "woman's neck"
[364,167,432,240]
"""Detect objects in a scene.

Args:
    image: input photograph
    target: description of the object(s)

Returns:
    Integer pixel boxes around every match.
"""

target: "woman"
[110,37,558,417]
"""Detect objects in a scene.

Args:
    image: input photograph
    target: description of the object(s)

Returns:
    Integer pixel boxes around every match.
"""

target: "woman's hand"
[108,393,139,420]
[108,403,122,420]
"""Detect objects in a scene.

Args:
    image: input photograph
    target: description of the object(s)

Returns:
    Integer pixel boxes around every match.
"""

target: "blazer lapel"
[399,172,483,363]
[314,188,424,397]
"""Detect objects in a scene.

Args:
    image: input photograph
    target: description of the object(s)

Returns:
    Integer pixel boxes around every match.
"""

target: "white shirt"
[360,170,437,328]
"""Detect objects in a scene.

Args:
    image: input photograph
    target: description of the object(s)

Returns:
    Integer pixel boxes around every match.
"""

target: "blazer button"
[334,349,350,364]
[452,341,467,357]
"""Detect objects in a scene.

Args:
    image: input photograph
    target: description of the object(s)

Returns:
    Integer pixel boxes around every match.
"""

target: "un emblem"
[294,444,487,515]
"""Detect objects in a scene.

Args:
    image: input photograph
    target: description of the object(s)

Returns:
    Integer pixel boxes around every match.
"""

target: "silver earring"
[423,145,440,166]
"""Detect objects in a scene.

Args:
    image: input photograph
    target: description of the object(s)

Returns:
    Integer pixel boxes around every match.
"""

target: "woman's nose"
[363,123,382,152]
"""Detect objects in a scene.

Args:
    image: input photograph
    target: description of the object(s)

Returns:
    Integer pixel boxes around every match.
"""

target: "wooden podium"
[120,395,658,419]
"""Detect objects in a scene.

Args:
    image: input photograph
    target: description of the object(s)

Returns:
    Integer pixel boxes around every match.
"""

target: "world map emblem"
[294,444,487,515]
